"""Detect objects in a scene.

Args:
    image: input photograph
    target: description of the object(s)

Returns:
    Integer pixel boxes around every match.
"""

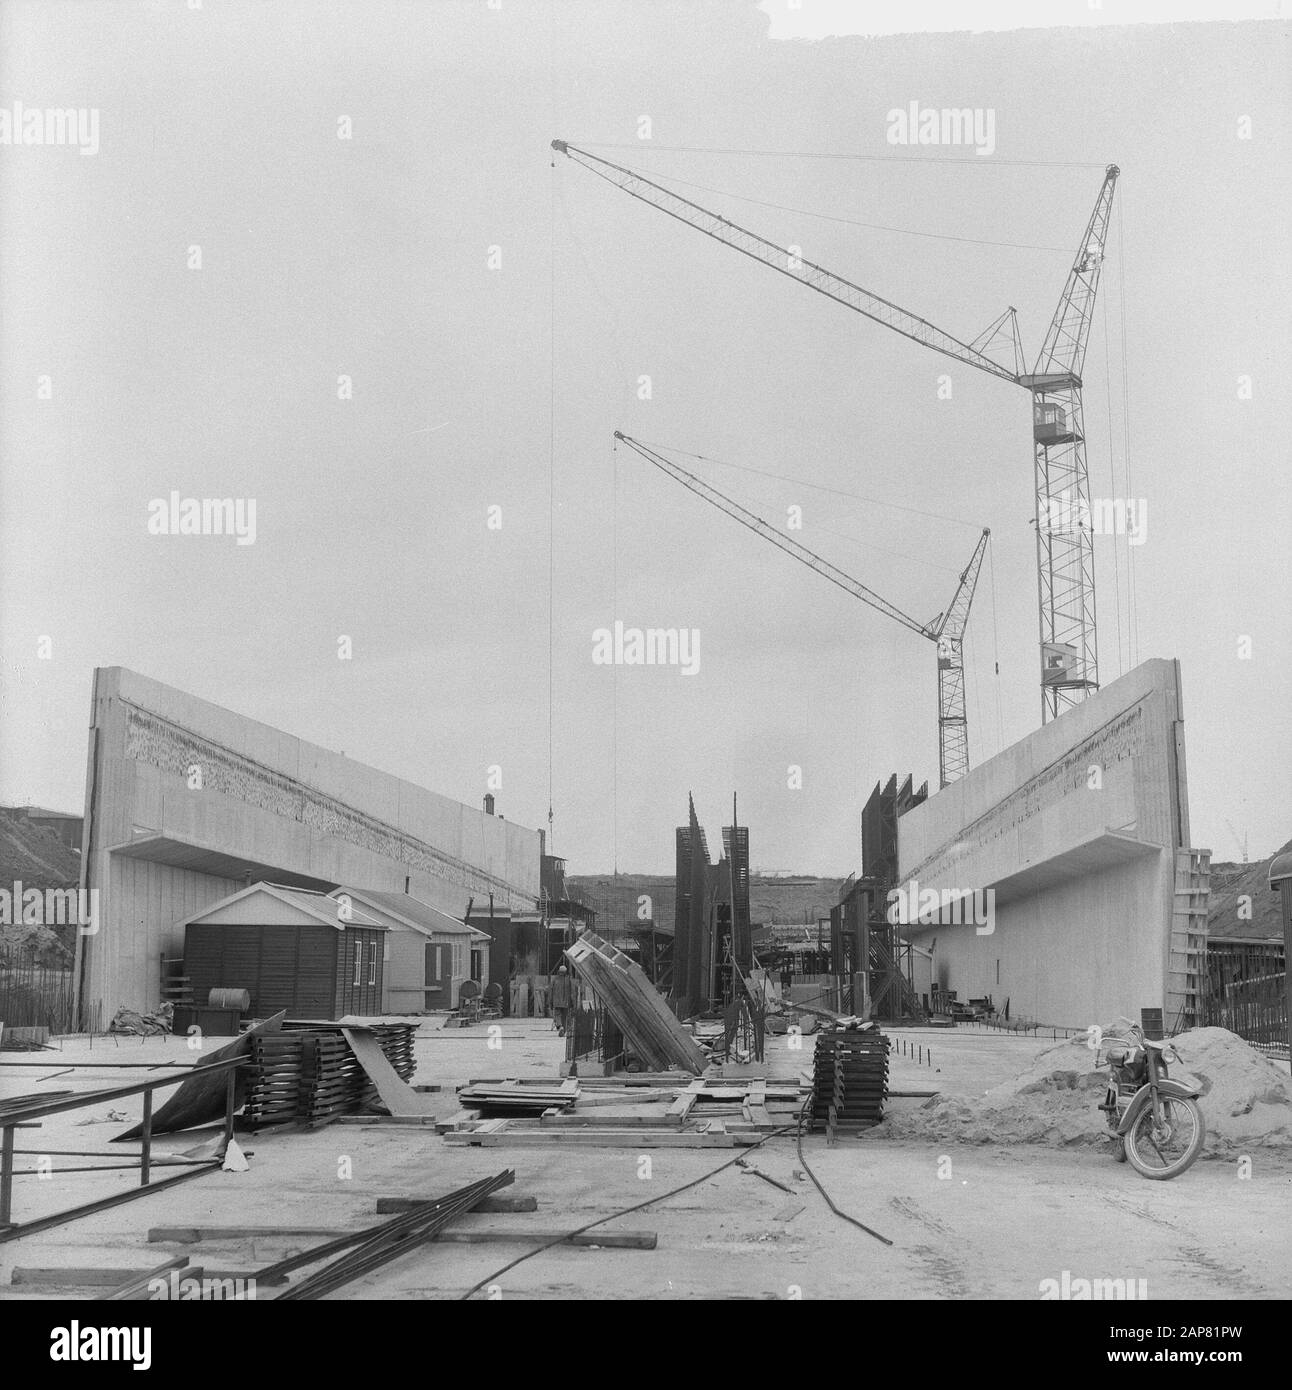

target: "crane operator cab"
[1033,398,1080,446]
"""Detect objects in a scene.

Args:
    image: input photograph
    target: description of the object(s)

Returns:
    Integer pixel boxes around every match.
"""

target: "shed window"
[368,941,377,986]
[353,940,362,986]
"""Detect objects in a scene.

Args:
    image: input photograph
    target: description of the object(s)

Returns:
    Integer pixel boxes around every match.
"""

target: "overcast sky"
[1,2,1288,874]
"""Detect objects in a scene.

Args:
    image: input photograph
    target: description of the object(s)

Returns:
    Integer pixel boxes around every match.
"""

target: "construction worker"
[551,963,574,1036]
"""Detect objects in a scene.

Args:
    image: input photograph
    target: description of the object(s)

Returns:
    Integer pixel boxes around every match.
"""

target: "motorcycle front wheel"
[1124,1097,1205,1180]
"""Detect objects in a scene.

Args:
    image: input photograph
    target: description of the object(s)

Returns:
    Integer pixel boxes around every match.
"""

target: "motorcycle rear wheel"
[1124,1097,1205,1180]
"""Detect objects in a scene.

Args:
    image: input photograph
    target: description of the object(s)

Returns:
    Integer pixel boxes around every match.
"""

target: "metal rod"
[0,1053,245,1124]
[256,1171,515,1287]
[0,1060,190,1069]
[0,1125,14,1226]
[0,1160,220,1245]
[12,1149,211,1160]
[276,1171,515,1300]
[223,1066,236,1151]
[8,1160,210,1176]
[140,1091,153,1186]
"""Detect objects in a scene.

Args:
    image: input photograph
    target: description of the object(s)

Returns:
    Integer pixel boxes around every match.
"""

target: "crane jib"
[555,140,1020,386]
[615,432,943,640]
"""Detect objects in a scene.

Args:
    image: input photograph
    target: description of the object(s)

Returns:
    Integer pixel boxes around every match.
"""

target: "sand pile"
[880,1026,1292,1152]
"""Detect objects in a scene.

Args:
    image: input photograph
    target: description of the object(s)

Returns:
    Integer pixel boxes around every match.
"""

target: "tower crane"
[555,140,1119,725]
[615,432,990,788]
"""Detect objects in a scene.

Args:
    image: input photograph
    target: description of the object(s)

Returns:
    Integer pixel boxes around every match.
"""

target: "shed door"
[424,944,451,1008]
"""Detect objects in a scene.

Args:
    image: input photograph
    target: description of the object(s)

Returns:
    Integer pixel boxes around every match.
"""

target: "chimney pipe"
[484,793,495,816]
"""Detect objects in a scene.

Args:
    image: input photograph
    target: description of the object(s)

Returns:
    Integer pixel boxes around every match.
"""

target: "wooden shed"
[178,883,387,1019]
[328,887,489,1012]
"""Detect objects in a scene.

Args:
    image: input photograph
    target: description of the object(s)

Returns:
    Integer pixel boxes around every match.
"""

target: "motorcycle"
[1095,1020,1206,1180]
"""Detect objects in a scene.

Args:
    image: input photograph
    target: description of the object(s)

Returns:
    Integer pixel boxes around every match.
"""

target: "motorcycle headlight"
[1161,1046,1179,1065]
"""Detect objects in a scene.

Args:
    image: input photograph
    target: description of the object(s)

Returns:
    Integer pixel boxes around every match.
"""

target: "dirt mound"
[880,1026,1292,1152]
[1208,839,1289,942]
[0,807,80,888]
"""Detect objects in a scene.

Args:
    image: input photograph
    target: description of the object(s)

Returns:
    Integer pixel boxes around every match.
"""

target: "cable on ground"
[461,1091,892,1296]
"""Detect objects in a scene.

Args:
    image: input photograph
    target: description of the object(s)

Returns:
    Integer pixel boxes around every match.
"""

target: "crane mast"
[1021,164,1119,721]
[615,432,989,787]
[934,529,990,786]
[556,141,1119,727]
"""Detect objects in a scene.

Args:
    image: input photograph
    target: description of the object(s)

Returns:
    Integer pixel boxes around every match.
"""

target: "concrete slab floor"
[1,1019,1288,1300]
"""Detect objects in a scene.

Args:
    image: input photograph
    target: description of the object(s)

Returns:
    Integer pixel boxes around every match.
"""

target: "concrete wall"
[76,667,541,1021]
[897,659,1193,1029]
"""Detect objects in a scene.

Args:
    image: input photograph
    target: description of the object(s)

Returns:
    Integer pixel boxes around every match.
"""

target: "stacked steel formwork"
[810,1026,890,1139]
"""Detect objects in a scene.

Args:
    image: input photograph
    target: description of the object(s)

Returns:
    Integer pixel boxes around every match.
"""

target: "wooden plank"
[538,1111,681,1129]
[772,1202,806,1225]
[12,1265,284,1287]
[339,1027,436,1117]
[667,1083,702,1121]
[149,1225,353,1244]
[443,1129,749,1149]
[433,1109,478,1134]
[569,1090,675,1109]
[466,1073,688,1088]
[434,1228,656,1249]
[570,1073,693,1088]
[102,1254,190,1301]
[329,1113,439,1127]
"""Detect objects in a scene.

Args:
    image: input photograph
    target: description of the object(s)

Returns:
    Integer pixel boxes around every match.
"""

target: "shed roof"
[177,881,385,932]
[330,887,488,940]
